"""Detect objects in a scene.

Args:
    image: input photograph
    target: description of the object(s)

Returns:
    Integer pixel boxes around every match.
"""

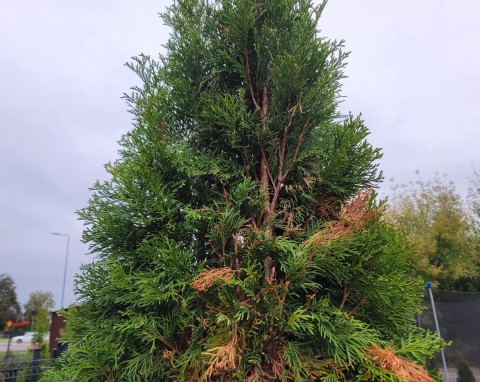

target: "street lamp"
[52,232,70,308]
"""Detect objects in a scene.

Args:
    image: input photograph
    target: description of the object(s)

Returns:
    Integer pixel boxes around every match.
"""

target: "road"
[0,340,35,353]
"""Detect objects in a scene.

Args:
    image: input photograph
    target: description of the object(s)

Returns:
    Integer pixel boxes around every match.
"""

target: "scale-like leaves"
[42,0,443,380]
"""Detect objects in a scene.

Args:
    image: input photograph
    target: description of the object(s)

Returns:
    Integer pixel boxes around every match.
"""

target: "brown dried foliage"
[202,331,238,380]
[191,267,236,292]
[243,340,286,382]
[365,346,434,382]
[307,190,380,246]
[162,349,177,369]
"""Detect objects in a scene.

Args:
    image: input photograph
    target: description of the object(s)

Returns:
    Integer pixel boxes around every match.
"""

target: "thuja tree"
[42,0,443,381]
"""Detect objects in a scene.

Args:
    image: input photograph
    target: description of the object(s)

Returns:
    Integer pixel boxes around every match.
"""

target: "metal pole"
[31,347,41,382]
[52,232,70,308]
[5,332,12,359]
[426,281,449,382]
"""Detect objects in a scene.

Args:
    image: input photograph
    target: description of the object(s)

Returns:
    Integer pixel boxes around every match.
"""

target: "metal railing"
[0,350,53,382]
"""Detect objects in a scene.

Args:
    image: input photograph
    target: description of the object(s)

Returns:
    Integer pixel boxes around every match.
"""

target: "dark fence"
[0,350,53,382]
[420,289,480,381]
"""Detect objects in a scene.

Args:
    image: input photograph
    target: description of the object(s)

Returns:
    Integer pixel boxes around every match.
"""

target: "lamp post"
[52,232,70,308]
[426,281,449,382]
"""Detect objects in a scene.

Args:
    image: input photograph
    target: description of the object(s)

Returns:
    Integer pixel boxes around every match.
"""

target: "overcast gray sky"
[1,1,479,311]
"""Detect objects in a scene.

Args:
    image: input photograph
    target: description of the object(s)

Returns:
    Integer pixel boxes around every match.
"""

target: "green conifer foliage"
[42,0,443,381]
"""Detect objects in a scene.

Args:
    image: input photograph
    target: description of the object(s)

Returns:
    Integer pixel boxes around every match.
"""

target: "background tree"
[33,305,52,358]
[0,274,21,330]
[387,175,479,290]
[24,291,55,332]
[42,0,443,381]
[468,170,480,227]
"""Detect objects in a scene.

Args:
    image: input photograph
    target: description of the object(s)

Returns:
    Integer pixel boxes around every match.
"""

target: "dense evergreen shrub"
[42,0,443,380]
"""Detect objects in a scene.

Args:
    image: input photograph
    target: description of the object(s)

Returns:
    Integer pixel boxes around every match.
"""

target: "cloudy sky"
[1,0,479,310]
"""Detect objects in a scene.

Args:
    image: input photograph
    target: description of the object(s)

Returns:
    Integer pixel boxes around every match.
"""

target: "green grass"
[0,350,31,359]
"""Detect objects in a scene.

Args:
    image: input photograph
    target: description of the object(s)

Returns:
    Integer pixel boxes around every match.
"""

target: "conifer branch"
[279,110,296,180]
[348,295,367,316]
[156,335,179,353]
[101,370,114,382]
[283,118,311,180]
[366,347,435,382]
[260,148,272,224]
[244,52,260,110]
[192,267,236,292]
[219,178,231,208]
[259,69,275,225]
[261,74,269,132]
[339,283,350,311]
[203,328,238,379]
[268,112,297,218]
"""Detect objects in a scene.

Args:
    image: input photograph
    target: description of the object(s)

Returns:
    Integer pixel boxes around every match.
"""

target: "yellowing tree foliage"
[388,175,479,290]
